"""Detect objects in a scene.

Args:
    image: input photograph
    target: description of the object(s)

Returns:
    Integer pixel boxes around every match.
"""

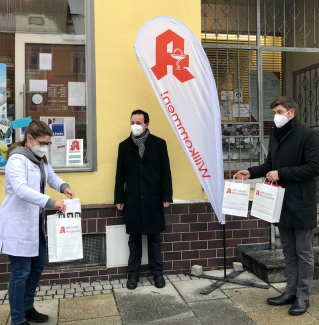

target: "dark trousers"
[279,226,314,300]
[128,233,163,276]
[8,228,47,325]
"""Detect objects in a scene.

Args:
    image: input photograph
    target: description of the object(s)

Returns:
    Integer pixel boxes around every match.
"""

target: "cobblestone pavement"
[1,271,319,324]
[0,273,197,304]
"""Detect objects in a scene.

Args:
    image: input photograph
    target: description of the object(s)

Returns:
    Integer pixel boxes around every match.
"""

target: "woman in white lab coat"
[0,121,75,325]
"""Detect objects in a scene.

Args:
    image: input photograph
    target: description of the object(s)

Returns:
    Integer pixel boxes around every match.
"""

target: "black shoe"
[25,307,49,323]
[127,274,139,290]
[154,274,166,289]
[289,297,310,315]
[267,292,296,306]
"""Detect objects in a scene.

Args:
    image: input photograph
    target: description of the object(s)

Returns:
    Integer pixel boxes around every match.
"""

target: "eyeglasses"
[35,139,52,147]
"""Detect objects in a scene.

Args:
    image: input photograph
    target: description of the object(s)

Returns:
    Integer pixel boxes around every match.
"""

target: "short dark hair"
[131,110,149,124]
[270,96,297,111]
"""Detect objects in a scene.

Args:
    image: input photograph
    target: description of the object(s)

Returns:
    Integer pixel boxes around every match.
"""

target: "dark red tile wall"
[0,203,269,289]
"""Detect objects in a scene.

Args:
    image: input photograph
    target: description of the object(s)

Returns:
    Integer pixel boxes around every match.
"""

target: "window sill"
[0,165,95,174]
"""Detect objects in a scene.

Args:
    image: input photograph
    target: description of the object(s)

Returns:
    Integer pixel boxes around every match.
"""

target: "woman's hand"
[54,201,67,213]
[64,188,75,199]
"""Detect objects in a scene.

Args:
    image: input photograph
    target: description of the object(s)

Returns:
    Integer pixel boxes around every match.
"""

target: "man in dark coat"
[114,109,173,290]
[235,96,319,316]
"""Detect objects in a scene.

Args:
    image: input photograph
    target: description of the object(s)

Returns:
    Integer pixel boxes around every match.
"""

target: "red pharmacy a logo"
[151,29,194,83]
[226,188,231,194]
[60,226,65,234]
[256,190,260,196]
[70,140,80,151]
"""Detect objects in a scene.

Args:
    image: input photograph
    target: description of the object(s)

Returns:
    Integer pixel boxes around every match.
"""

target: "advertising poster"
[0,63,7,118]
[66,139,83,166]
[40,116,75,140]
[249,72,281,121]
[232,104,250,118]
[50,124,66,167]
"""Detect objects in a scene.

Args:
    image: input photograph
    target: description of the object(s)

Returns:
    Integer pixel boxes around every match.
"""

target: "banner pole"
[223,224,227,279]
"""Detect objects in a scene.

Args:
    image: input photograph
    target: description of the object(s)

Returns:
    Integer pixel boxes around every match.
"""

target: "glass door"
[15,34,88,168]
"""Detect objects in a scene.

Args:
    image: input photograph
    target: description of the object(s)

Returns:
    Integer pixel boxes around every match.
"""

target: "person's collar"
[271,116,297,139]
[10,146,42,165]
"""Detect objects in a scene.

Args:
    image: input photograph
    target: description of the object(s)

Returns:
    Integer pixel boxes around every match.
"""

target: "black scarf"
[272,117,296,143]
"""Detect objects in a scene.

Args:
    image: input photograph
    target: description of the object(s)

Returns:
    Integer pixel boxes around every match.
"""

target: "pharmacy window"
[0,0,96,171]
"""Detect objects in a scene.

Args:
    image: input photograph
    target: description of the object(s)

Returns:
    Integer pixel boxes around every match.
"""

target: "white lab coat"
[0,154,65,257]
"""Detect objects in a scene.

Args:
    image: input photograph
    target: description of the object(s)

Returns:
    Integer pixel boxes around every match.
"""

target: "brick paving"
[0,274,192,304]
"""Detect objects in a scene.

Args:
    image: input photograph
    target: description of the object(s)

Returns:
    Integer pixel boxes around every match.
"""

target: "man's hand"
[54,201,67,213]
[116,203,124,210]
[266,171,279,182]
[234,170,250,180]
[163,202,170,208]
[64,188,75,199]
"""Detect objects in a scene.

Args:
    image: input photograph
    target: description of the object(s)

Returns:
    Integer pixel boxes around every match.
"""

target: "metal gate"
[294,62,319,202]
[202,0,319,179]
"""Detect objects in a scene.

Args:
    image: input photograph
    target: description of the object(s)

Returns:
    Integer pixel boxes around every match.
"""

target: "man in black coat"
[114,109,173,290]
[235,96,319,316]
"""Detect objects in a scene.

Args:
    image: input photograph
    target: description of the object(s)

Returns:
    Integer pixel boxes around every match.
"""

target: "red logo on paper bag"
[256,190,260,196]
[70,140,80,151]
[151,29,195,83]
[60,227,65,234]
[226,188,231,194]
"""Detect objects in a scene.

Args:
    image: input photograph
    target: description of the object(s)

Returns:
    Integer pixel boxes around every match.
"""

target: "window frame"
[2,0,97,173]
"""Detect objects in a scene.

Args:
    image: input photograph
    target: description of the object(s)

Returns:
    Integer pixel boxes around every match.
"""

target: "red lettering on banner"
[199,162,211,178]
[168,105,175,113]
[161,90,211,178]
[171,113,182,128]
[178,127,189,140]
[162,96,171,106]
[185,140,192,148]
[256,190,260,196]
[189,148,200,157]
[226,188,231,194]
[151,29,195,83]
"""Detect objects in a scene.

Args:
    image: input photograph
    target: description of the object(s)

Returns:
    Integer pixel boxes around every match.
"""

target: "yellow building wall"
[0,0,205,205]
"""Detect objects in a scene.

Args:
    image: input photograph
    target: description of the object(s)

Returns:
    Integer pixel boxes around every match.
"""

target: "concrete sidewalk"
[2,270,319,324]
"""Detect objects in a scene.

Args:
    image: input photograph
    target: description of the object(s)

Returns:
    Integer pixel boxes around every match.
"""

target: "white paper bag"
[47,199,83,263]
[222,178,250,217]
[251,182,285,223]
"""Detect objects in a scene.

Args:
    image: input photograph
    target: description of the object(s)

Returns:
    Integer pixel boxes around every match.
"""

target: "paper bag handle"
[233,176,244,183]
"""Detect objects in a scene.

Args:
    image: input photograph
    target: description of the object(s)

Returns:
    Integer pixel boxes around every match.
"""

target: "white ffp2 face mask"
[131,124,144,136]
[274,110,291,128]
[30,138,48,158]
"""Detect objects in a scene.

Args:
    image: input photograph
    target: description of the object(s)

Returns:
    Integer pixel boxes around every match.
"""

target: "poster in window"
[249,72,281,121]
[50,124,67,167]
[66,139,83,166]
[68,82,86,106]
[40,116,75,140]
